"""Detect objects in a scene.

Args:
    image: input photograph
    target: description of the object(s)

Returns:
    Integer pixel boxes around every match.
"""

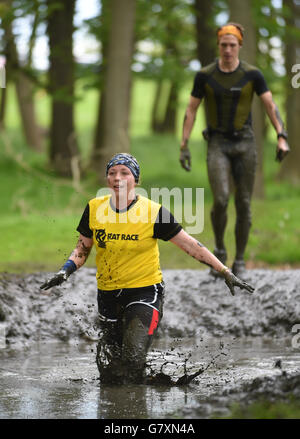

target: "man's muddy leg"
[207,138,231,272]
[231,142,256,277]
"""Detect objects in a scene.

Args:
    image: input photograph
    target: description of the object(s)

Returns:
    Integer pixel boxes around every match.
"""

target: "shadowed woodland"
[0,0,299,272]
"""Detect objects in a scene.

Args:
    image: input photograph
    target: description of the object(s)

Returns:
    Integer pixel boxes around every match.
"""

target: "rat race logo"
[95,229,139,248]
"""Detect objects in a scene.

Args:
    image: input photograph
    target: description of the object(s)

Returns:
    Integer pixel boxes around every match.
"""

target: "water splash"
[145,344,228,386]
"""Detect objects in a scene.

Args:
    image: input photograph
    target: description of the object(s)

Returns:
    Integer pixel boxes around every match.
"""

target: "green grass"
[1,78,300,273]
[222,396,300,419]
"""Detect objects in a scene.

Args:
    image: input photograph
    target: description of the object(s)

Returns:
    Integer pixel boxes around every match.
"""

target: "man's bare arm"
[260,91,290,161]
[180,96,202,149]
[260,91,285,133]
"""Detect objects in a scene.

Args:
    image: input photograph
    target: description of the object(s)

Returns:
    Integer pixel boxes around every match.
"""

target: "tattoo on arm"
[179,238,214,269]
[71,238,92,267]
[274,103,285,130]
[196,241,214,268]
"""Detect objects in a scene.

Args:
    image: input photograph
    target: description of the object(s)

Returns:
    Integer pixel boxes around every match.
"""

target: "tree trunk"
[160,81,178,134]
[47,0,79,177]
[0,83,6,130]
[93,88,106,165]
[278,0,300,183]
[93,0,136,180]
[1,3,43,150]
[193,0,216,66]
[151,19,180,136]
[151,79,163,133]
[92,0,110,169]
[151,80,178,134]
[228,0,265,198]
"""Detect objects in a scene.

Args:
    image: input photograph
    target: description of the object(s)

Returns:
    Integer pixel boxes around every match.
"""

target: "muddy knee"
[211,195,229,218]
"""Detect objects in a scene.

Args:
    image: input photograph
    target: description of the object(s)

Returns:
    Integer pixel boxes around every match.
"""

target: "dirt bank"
[0,268,299,347]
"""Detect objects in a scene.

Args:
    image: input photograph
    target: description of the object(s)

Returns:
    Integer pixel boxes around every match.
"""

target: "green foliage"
[223,396,300,419]
[1,78,299,273]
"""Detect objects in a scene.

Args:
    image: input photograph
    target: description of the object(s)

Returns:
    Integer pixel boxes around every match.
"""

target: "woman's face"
[107,164,136,199]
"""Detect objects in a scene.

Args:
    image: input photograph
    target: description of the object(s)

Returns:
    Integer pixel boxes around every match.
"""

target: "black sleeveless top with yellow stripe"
[77,195,182,290]
[191,60,269,133]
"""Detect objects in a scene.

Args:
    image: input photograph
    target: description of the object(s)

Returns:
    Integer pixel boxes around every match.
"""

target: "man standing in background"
[179,23,289,278]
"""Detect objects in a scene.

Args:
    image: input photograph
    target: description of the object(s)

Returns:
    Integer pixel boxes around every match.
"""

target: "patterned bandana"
[106,153,140,183]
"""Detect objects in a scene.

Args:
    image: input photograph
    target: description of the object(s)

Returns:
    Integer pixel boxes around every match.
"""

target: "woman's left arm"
[170,230,255,296]
[170,229,227,274]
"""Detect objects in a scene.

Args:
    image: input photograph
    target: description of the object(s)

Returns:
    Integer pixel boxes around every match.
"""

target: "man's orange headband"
[217,25,243,44]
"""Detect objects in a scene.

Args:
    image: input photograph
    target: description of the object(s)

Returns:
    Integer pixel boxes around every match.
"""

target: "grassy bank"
[1,79,299,273]
[223,397,300,419]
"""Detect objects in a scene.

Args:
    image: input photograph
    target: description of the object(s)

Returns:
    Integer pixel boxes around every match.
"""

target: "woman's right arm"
[69,234,94,269]
[40,234,94,291]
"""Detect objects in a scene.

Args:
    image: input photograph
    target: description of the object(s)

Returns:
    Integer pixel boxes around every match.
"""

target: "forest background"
[0,0,299,273]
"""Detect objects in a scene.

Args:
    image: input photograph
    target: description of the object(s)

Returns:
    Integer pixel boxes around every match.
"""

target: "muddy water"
[1,268,300,418]
[0,336,299,419]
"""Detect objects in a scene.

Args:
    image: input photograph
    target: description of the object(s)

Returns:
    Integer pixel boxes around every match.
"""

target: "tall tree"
[91,0,110,170]
[279,0,300,183]
[227,0,266,198]
[47,0,79,177]
[0,0,43,149]
[151,36,181,134]
[193,0,216,66]
[148,0,195,134]
[92,0,136,179]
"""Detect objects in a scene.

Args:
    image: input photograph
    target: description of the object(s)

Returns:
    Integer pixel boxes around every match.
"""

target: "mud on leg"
[122,304,161,384]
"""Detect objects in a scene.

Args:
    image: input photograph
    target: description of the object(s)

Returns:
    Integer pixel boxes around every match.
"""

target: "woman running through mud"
[40,153,254,384]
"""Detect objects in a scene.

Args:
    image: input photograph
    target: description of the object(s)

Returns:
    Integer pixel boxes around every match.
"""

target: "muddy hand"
[224,271,255,296]
[179,148,191,171]
[276,139,290,162]
[40,270,68,291]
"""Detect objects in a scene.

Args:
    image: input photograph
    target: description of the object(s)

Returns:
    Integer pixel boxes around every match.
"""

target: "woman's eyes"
[109,171,130,176]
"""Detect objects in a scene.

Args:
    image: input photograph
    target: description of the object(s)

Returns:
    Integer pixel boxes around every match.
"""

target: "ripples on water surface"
[0,337,300,419]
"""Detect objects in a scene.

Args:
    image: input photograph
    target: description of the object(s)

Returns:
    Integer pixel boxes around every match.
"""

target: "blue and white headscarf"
[106,153,140,183]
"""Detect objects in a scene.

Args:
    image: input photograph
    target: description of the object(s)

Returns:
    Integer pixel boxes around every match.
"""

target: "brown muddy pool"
[1,336,300,419]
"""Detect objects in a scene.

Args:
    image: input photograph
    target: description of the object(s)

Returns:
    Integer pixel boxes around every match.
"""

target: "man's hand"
[276,137,290,162]
[223,270,255,296]
[179,147,191,171]
[40,270,68,291]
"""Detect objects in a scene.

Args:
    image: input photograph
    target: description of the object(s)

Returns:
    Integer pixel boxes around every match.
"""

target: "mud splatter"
[145,342,229,386]
[1,268,300,418]
[0,268,300,347]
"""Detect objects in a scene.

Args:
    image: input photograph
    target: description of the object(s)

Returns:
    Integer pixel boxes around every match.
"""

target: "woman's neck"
[111,193,137,211]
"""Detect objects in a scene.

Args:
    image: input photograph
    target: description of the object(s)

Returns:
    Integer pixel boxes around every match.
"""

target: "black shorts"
[97,282,164,335]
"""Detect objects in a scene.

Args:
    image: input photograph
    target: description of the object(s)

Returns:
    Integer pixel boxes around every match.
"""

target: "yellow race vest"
[89,195,163,290]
